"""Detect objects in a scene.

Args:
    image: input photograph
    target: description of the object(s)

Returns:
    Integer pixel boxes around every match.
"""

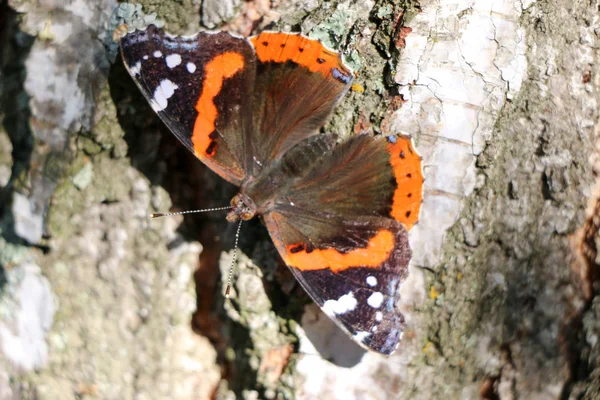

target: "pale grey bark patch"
[201,0,242,29]
[0,263,56,371]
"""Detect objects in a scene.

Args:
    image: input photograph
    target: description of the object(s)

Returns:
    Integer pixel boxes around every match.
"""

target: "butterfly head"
[226,193,257,223]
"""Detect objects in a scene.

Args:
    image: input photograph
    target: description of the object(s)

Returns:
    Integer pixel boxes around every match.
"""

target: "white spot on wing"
[322,292,357,316]
[166,54,182,69]
[150,79,178,112]
[353,331,371,342]
[367,292,383,309]
[143,55,149,60]
[375,311,383,321]
[366,276,377,287]
[186,62,196,73]
[153,50,162,58]
[130,61,141,76]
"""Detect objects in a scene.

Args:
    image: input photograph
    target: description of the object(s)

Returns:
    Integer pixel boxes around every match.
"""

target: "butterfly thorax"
[226,193,257,222]
[227,133,341,225]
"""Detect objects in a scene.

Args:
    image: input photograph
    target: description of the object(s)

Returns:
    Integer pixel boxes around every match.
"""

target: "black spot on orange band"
[206,141,217,155]
[290,244,305,254]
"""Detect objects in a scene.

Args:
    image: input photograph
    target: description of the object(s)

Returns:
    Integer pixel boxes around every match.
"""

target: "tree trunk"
[0,0,598,399]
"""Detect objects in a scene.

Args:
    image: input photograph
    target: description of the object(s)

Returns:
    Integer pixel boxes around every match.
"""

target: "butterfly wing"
[246,32,354,176]
[258,134,423,354]
[120,25,256,185]
[120,27,354,183]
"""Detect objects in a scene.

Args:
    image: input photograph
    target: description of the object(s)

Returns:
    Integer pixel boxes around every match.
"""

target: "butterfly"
[119,25,423,355]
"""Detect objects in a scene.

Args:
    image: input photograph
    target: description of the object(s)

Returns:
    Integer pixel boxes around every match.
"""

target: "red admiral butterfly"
[119,25,423,355]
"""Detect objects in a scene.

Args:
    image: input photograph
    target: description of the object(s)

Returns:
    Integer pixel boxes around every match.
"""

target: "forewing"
[120,25,256,185]
[246,32,353,176]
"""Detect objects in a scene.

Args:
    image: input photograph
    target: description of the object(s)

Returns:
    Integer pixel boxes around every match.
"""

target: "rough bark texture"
[0,0,599,399]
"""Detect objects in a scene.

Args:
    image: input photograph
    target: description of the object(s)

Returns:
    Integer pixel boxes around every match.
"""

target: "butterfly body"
[119,24,423,355]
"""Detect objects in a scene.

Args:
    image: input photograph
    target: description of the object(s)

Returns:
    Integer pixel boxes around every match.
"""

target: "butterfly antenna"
[150,206,232,218]
[225,219,243,298]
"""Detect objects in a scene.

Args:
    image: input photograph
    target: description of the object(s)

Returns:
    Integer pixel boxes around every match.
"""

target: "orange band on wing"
[249,33,352,82]
[387,136,423,230]
[192,52,245,157]
[284,229,395,273]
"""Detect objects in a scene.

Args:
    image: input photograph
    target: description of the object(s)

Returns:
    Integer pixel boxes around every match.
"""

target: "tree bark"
[0,0,599,399]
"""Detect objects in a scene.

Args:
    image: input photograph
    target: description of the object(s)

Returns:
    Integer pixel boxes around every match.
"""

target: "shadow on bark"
[0,1,35,247]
